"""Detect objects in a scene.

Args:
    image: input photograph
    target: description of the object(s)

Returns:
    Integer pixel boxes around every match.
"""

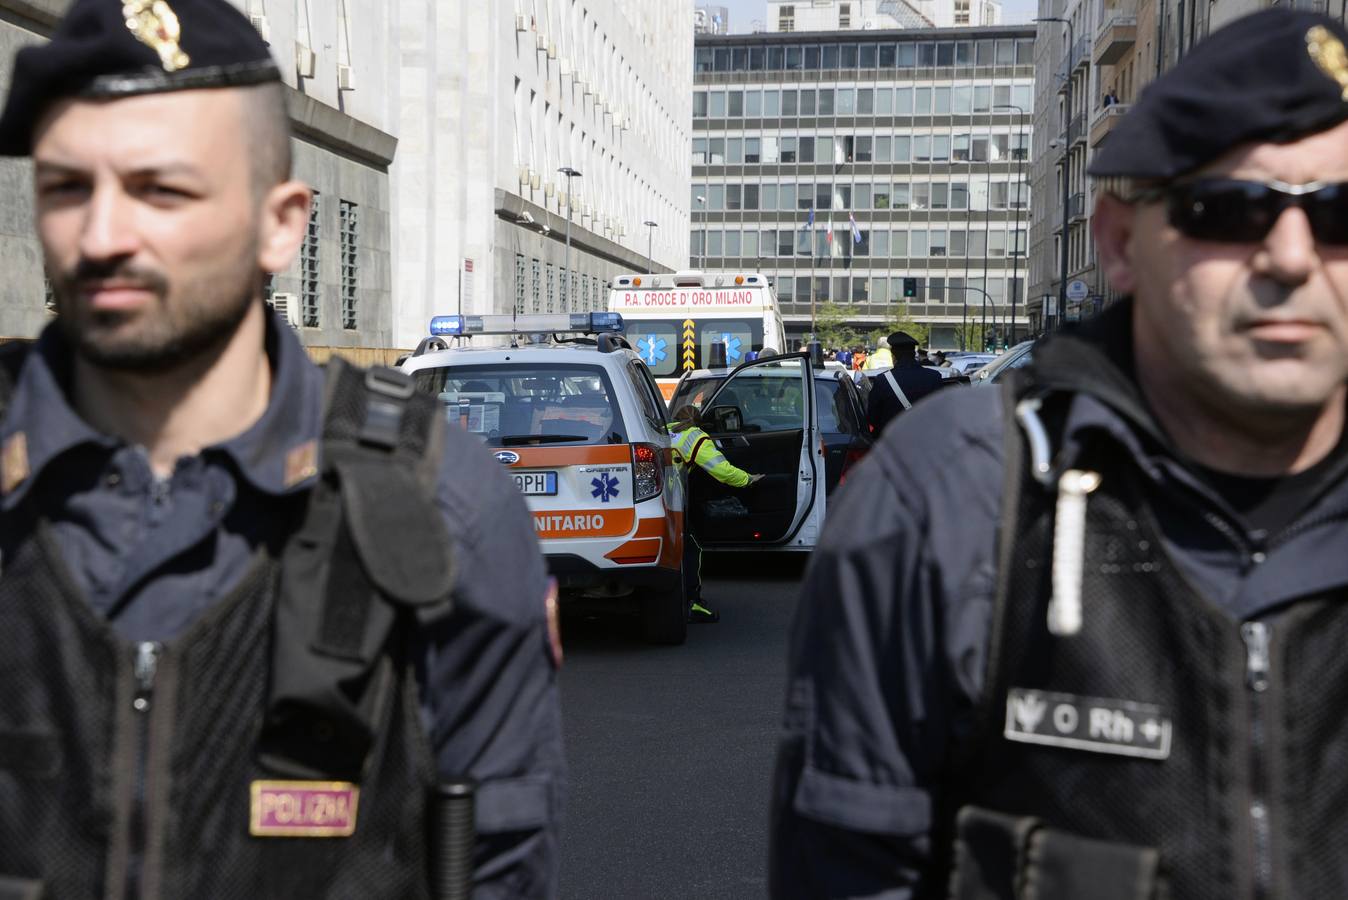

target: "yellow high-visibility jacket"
[863,346,894,370]
[667,424,751,488]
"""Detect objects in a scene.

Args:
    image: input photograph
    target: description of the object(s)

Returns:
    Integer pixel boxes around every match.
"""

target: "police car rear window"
[412,364,628,446]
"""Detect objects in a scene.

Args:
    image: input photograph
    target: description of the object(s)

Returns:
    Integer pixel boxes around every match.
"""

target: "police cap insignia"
[1307,25,1348,101]
[123,0,191,73]
[0,0,282,157]
[1089,9,1348,180]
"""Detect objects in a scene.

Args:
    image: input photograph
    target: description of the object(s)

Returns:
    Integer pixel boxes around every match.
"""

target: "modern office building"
[767,0,1003,33]
[692,26,1035,349]
[394,0,694,349]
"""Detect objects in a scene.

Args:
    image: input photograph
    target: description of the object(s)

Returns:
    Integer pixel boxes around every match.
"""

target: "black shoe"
[689,602,720,624]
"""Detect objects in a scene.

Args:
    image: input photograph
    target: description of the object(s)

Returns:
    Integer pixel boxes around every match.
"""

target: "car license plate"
[514,472,558,496]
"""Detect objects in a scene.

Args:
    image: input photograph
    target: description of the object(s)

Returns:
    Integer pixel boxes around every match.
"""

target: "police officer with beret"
[0,0,562,896]
[863,330,944,436]
[772,9,1348,898]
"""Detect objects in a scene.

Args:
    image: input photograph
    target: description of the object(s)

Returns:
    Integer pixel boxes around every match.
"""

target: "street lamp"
[1036,17,1074,330]
[643,220,658,273]
[996,103,1027,344]
[558,166,582,312]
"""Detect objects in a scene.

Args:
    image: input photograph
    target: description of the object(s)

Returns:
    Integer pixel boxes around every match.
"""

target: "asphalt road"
[558,554,807,900]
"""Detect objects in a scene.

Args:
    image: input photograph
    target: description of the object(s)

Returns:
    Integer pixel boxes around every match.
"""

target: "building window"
[546,263,556,313]
[531,258,542,312]
[515,253,527,315]
[839,3,851,28]
[778,4,794,31]
[339,200,358,330]
[43,275,55,312]
[301,191,321,328]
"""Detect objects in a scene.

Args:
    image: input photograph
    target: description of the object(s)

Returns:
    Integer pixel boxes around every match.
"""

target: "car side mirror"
[706,405,743,433]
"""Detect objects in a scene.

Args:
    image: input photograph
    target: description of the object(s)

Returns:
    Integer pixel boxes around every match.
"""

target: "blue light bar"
[429,315,465,336]
[587,312,624,333]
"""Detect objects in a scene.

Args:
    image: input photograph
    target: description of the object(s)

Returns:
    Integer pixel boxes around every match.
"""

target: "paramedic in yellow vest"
[863,336,895,371]
[669,405,763,623]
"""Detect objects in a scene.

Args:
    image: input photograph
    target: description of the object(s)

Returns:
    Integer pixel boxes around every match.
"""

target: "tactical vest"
[0,351,457,900]
[944,382,1348,900]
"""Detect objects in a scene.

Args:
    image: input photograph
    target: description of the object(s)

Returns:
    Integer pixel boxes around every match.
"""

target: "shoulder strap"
[262,357,453,780]
[882,370,913,410]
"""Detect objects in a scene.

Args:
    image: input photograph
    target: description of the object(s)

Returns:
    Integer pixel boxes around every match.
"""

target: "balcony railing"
[1071,37,1092,72]
[1089,103,1131,145]
[1068,113,1087,144]
[1068,192,1087,220]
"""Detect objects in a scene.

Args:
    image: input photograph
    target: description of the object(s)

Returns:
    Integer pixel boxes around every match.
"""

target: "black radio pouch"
[948,806,1165,900]
[259,358,454,781]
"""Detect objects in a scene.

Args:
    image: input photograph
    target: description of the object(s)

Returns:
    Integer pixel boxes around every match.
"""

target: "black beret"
[0,0,281,156]
[887,331,918,348]
[1089,8,1348,179]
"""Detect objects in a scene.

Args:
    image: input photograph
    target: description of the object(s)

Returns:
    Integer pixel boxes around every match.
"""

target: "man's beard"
[52,254,261,374]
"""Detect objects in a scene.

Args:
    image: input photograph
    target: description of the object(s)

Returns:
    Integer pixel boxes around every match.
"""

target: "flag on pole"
[802,205,815,230]
[848,212,862,245]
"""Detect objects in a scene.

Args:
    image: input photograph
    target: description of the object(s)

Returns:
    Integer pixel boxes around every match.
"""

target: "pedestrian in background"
[0,0,562,893]
[772,9,1348,897]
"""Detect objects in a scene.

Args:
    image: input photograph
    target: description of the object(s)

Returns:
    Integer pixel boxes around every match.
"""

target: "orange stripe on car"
[501,445,632,467]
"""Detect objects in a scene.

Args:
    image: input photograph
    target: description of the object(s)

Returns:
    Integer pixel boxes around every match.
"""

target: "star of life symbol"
[720,334,744,364]
[590,472,621,503]
[638,335,668,366]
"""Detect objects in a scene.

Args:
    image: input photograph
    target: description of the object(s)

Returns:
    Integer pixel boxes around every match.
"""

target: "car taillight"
[632,442,663,502]
[838,447,869,486]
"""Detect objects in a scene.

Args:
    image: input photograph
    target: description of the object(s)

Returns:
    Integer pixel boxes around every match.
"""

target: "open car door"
[691,352,821,548]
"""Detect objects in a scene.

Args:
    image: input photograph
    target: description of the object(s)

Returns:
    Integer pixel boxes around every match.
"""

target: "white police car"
[401,312,692,644]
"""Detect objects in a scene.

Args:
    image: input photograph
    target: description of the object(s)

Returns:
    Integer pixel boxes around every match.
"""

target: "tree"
[812,301,858,350]
[869,304,930,349]
[951,322,987,354]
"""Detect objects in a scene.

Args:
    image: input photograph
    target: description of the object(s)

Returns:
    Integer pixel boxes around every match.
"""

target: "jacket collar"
[1,309,323,509]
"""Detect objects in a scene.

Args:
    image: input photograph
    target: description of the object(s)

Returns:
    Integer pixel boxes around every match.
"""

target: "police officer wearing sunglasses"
[0,0,562,895]
[772,8,1348,898]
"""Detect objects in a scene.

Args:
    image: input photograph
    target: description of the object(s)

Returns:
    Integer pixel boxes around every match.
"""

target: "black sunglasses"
[1134,178,1348,244]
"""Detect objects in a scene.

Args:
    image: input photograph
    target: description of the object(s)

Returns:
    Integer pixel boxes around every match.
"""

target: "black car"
[669,365,874,497]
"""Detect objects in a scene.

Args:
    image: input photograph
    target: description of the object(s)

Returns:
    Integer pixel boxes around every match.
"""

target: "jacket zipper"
[126,641,161,900]
[1240,621,1272,900]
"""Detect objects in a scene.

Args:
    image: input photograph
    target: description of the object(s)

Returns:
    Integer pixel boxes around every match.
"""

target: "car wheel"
[643,581,688,646]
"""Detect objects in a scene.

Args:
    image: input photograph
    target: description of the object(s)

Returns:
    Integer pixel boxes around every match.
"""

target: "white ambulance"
[608,271,787,402]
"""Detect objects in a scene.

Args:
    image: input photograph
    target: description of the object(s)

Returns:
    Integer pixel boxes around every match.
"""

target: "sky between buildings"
[713,0,1039,31]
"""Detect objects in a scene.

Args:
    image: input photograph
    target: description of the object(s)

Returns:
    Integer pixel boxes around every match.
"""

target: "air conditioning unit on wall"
[269,293,301,329]
[296,44,316,79]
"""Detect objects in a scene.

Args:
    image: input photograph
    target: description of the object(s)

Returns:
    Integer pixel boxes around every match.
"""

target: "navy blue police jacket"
[0,313,564,899]
[770,301,1348,897]
[864,359,945,435]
